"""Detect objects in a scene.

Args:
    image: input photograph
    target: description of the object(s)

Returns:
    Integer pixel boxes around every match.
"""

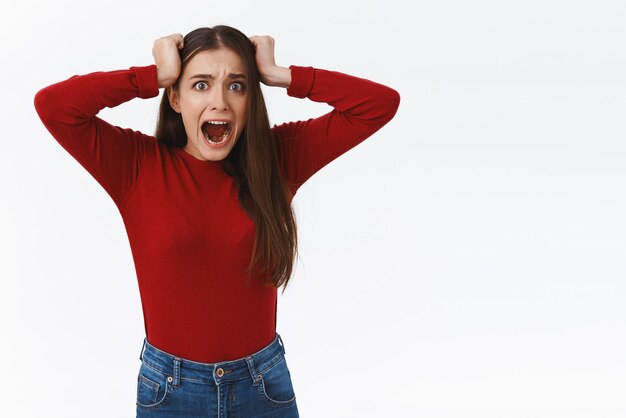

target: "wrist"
[156,67,178,89]
[264,66,291,88]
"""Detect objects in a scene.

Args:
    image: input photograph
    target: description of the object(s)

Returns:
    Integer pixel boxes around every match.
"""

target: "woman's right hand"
[152,34,184,89]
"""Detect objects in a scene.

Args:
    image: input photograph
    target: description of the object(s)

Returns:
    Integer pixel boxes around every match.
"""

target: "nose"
[208,85,229,111]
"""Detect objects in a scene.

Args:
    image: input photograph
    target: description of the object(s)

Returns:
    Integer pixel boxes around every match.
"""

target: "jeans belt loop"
[277,333,286,355]
[172,357,182,388]
[245,356,260,386]
[139,338,147,361]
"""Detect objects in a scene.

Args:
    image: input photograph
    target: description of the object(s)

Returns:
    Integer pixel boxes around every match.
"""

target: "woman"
[34,25,400,418]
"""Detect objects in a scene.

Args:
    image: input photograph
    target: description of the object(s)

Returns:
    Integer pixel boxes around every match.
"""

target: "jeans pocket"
[136,361,172,409]
[257,355,297,405]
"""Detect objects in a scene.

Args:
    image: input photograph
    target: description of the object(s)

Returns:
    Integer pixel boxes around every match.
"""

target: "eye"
[194,81,209,91]
[229,82,245,92]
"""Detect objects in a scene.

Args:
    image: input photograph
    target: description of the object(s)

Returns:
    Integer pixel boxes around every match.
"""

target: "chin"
[201,152,229,161]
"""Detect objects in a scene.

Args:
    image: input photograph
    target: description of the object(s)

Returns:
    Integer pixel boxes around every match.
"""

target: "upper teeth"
[206,121,228,125]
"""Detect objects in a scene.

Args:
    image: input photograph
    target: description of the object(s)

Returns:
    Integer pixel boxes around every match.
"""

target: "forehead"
[182,48,246,78]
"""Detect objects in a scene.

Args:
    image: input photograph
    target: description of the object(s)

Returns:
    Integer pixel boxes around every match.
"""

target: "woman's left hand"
[249,35,291,88]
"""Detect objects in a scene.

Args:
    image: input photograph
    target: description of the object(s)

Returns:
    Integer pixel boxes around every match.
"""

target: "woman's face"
[168,48,248,161]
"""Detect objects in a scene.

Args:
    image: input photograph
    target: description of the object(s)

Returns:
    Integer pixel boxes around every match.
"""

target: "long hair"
[155,26,298,291]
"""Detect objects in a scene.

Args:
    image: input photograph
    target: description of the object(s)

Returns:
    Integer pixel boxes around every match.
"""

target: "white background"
[1,0,625,417]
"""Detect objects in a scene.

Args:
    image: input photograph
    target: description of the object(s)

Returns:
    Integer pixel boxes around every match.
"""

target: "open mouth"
[201,120,232,144]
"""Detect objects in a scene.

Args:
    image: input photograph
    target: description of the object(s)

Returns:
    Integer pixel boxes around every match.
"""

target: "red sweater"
[34,63,400,363]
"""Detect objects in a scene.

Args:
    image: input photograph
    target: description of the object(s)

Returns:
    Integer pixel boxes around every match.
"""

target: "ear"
[167,86,181,113]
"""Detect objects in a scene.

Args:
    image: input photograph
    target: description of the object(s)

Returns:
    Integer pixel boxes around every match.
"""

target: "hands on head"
[153,34,184,89]
[152,33,290,90]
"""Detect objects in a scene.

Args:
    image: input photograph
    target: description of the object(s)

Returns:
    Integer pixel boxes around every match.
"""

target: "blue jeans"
[136,333,299,417]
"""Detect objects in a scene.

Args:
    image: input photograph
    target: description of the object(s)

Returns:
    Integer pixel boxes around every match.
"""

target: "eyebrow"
[189,73,247,80]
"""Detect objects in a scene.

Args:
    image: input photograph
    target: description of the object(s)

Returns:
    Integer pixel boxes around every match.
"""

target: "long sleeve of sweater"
[274,65,401,194]
[33,65,160,209]
[33,64,400,206]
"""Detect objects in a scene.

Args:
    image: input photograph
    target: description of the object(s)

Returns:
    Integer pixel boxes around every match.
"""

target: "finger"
[167,34,182,47]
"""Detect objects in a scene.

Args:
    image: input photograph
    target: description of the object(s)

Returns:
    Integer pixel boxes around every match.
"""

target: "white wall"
[2,0,625,417]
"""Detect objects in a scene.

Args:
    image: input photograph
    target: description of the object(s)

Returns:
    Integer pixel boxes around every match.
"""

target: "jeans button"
[216,368,224,378]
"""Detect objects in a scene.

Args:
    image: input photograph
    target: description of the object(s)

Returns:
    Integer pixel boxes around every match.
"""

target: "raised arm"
[249,35,400,196]
[33,65,160,209]
[273,65,401,194]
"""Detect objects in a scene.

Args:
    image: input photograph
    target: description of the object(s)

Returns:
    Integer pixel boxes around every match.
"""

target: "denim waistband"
[138,333,286,387]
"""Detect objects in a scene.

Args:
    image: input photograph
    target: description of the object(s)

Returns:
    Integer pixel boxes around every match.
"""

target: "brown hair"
[155,26,298,291]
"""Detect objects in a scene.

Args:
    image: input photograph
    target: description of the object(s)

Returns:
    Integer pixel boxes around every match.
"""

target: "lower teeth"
[207,131,230,144]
